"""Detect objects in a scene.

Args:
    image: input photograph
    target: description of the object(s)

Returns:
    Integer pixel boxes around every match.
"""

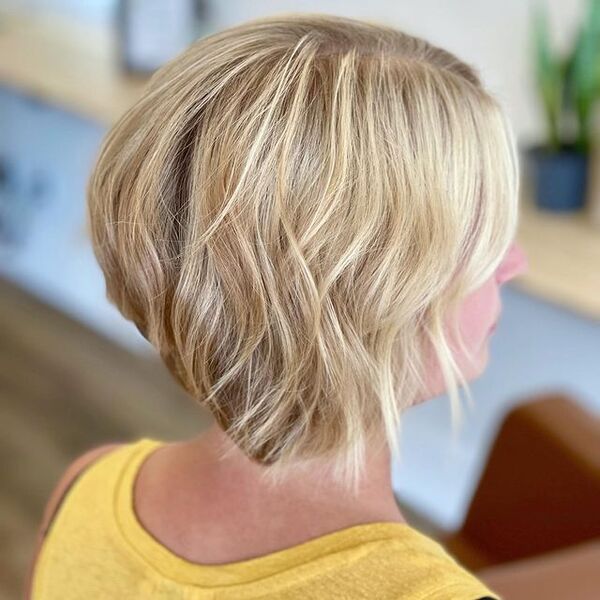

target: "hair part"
[87,13,519,490]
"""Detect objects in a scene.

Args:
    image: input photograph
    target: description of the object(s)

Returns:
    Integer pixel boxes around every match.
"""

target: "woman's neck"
[194,423,404,521]
[134,422,406,564]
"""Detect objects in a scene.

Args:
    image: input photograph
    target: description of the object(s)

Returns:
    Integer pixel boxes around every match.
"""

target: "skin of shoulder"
[23,442,124,600]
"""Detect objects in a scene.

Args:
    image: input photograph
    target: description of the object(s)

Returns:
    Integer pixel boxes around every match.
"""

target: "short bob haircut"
[87,13,519,488]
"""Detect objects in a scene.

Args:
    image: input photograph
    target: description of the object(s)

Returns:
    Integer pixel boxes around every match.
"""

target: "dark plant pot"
[525,143,589,212]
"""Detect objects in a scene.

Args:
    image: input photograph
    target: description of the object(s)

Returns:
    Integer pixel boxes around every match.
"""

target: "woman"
[27,13,527,599]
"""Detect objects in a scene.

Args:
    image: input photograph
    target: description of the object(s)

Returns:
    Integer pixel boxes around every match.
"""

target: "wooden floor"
[0,276,213,599]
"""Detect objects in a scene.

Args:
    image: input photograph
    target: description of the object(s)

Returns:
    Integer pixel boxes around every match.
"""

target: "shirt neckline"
[113,437,432,588]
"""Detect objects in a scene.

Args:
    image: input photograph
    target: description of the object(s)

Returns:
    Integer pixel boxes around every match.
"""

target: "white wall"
[0,0,115,25]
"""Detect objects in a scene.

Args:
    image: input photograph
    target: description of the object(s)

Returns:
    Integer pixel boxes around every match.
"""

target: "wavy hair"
[87,13,519,488]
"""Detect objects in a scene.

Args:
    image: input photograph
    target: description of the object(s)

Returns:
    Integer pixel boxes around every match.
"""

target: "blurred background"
[0,1,599,598]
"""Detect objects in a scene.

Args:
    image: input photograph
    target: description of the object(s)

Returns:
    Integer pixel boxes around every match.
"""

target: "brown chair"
[476,538,600,600]
[439,392,600,571]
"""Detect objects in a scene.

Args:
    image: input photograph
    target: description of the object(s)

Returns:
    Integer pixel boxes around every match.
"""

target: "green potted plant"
[527,0,600,211]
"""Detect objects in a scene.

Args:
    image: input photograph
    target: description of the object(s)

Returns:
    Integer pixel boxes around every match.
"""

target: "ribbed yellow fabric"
[32,439,500,599]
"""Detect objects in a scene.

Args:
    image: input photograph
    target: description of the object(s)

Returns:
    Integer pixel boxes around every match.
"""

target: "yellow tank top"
[31,438,500,599]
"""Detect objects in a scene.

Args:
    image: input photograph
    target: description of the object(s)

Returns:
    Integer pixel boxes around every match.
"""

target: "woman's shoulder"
[25,441,125,598]
[25,438,160,599]
[39,442,125,534]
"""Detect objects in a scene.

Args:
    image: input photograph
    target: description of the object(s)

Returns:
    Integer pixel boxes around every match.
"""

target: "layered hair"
[87,14,519,488]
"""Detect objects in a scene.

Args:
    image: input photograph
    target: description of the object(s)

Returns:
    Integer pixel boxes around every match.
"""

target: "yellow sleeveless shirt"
[31,439,500,599]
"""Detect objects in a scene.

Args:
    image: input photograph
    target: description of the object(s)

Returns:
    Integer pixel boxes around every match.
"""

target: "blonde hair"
[87,13,519,488]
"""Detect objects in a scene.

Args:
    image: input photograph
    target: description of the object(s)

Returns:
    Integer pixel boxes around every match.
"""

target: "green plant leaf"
[562,0,600,151]
[531,1,563,150]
